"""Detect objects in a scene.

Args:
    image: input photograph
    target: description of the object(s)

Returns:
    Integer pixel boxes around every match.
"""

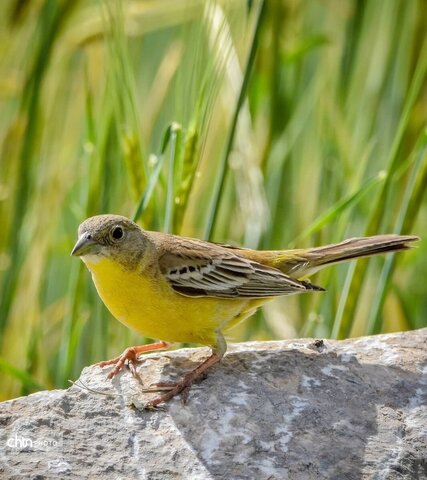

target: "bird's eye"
[111,226,124,240]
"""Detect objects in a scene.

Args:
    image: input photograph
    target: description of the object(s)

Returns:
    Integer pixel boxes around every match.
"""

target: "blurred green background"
[0,0,426,401]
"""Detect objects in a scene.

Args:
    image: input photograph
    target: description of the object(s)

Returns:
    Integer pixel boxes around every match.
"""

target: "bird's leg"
[95,341,171,380]
[144,333,227,409]
[144,351,222,408]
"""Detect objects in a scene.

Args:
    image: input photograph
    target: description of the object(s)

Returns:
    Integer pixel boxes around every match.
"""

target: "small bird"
[71,214,418,408]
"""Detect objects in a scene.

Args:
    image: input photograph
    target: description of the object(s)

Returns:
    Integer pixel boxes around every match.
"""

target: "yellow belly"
[83,257,264,346]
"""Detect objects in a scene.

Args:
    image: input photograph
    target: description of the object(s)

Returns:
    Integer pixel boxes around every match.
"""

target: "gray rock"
[1,329,427,479]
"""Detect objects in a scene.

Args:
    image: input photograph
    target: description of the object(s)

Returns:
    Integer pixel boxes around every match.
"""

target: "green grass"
[0,0,426,400]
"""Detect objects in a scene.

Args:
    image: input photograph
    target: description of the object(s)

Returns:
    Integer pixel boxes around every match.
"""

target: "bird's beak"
[71,233,100,257]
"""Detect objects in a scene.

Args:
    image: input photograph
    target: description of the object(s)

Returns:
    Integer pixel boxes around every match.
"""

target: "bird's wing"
[154,234,323,299]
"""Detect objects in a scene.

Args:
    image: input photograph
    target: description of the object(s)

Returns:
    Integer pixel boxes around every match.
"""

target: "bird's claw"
[142,381,176,393]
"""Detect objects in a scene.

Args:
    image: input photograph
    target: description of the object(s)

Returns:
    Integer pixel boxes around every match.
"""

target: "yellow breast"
[82,256,258,346]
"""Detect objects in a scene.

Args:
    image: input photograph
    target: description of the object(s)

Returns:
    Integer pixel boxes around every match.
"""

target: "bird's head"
[71,214,150,270]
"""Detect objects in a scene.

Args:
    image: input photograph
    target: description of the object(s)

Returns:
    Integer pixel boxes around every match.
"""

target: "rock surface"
[1,329,427,479]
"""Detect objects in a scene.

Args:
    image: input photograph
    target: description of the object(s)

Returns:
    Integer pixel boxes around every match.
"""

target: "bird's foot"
[143,352,222,409]
[143,381,176,392]
[95,341,171,382]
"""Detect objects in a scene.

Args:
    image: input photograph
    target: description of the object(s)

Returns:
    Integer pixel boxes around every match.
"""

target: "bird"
[71,214,419,408]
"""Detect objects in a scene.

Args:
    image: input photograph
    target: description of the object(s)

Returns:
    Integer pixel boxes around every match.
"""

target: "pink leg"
[144,351,222,409]
[95,341,171,380]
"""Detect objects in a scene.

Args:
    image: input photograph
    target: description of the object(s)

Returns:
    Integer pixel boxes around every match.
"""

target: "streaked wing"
[155,235,322,299]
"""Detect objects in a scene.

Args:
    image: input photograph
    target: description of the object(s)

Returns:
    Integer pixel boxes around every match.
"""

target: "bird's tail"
[272,235,419,278]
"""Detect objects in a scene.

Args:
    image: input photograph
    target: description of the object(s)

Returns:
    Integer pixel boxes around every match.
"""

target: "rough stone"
[1,329,426,479]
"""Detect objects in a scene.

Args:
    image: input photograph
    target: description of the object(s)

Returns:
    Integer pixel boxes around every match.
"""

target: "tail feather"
[273,234,419,278]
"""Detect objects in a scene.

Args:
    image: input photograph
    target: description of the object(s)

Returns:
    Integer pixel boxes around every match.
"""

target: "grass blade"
[205,0,266,240]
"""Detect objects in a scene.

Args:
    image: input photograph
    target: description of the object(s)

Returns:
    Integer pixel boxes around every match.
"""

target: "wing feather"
[154,233,323,299]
